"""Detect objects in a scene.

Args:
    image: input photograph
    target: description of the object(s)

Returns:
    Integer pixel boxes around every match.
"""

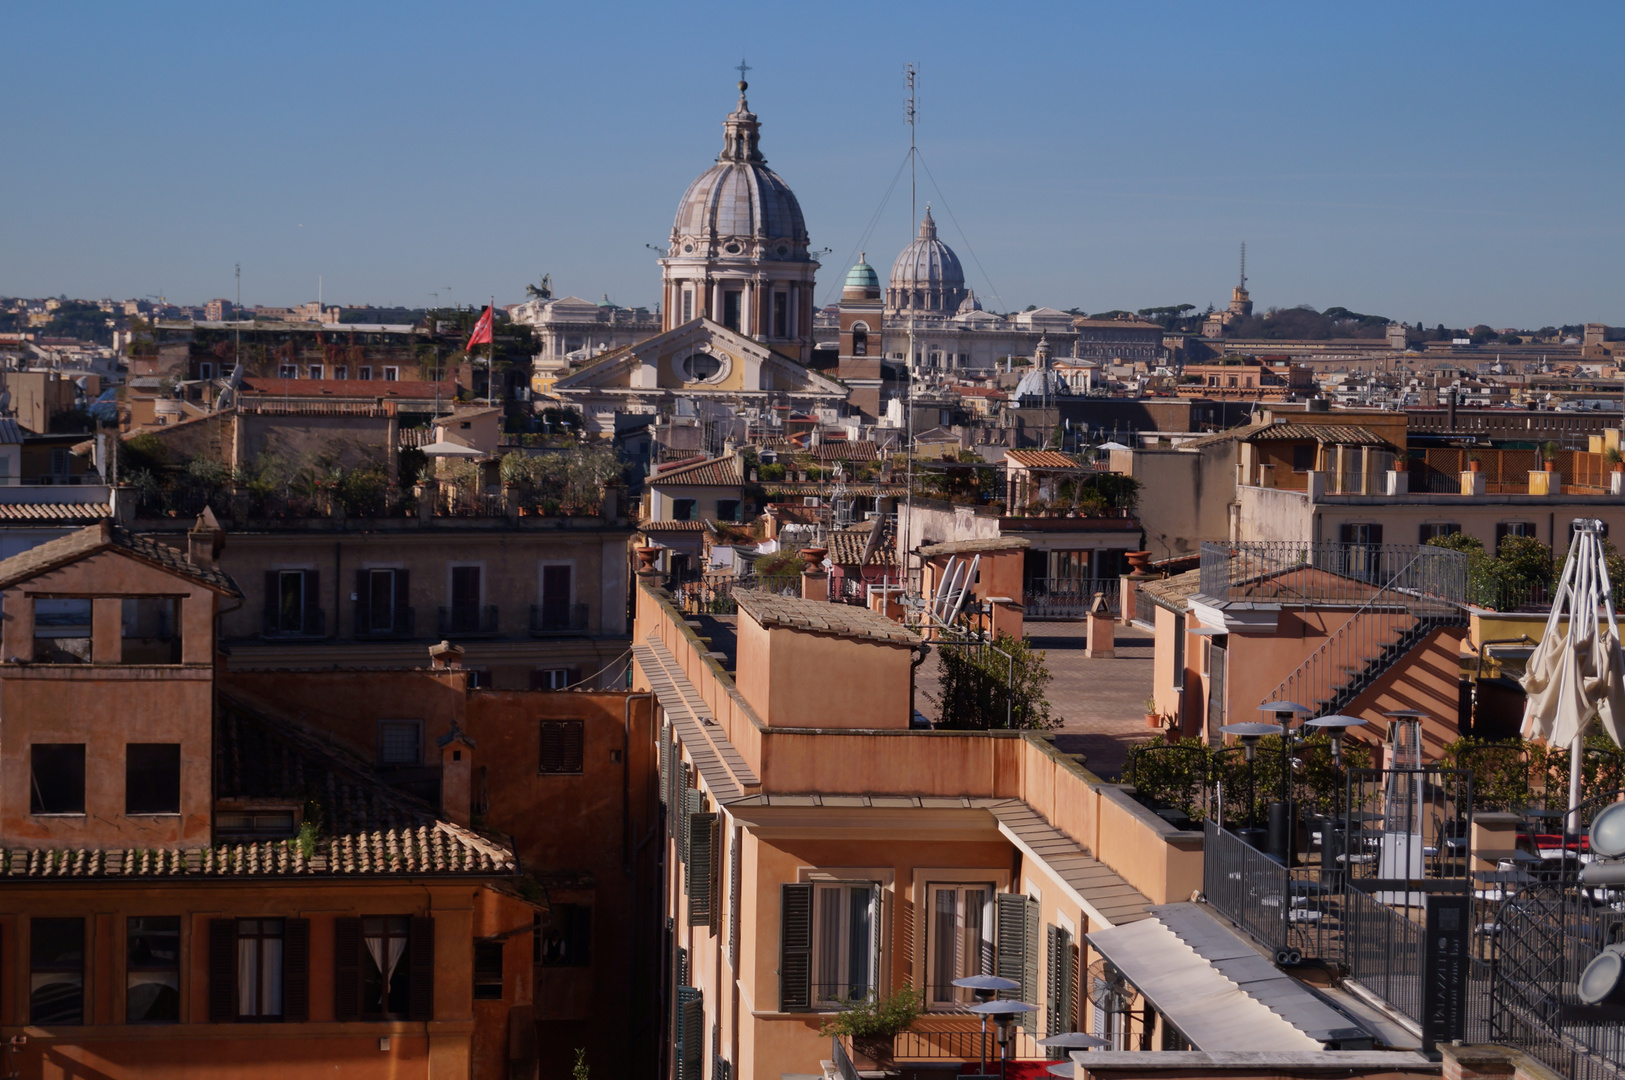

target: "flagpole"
[488,294,495,408]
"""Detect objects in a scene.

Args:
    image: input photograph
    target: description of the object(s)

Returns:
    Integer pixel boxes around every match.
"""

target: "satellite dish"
[1592,802,1625,860]
[1579,941,1625,1005]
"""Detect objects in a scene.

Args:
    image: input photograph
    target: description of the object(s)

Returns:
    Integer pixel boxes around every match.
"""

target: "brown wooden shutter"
[779,884,813,1011]
[208,919,237,1023]
[407,916,435,1021]
[354,569,368,631]
[561,719,583,771]
[262,572,278,630]
[333,917,362,1022]
[283,918,311,1022]
[394,568,410,615]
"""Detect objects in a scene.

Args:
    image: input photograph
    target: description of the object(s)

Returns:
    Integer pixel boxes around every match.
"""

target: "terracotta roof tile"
[0,502,112,522]
[1006,450,1079,468]
[1138,568,1204,612]
[0,520,239,595]
[827,524,896,567]
[649,454,742,487]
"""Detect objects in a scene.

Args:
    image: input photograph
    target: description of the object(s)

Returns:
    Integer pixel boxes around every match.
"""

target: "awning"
[1087,905,1370,1051]
[418,439,487,458]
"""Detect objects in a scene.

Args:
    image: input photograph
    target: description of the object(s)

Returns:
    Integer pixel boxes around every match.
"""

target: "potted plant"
[1467,454,1483,473]
[1144,696,1161,728]
[1607,446,1625,473]
[1542,441,1560,472]
[819,988,923,1069]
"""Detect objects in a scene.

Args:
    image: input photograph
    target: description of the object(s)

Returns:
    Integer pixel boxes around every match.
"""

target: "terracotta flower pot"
[1468,460,1482,473]
[1145,712,1161,729]
[851,1038,895,1069]
[1125,551,1153,574]
[1543,461,1556,473]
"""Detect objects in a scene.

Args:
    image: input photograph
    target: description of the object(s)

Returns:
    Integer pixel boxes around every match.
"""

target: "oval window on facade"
[681,353,723,382]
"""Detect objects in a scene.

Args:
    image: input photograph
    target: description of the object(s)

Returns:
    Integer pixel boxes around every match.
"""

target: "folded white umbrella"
[1521,522,1625,832]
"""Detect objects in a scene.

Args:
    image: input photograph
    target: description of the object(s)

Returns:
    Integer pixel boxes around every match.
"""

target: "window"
[1420,523,1461,543]
[31,743,85,814]
[539,904,592,967]
[716,499,741,523]
[127,916,180,1023]
[199,362,214,380]
[532,667,579,690]
[333,365,348,380]
[811,883,878,1006]
[278,364,298,378]
[235,919,286,1019]
[680,352,722,382]
[1339,523,1384,581]
[377,721,422,766]
[671,498,697,522]
[1292,445,1315,472]
[307,365,323,379]
[538,564,573,631]
[358,366,372,380]
[926,884,993,1007]
[473,940,504,1000]
[363,917,412,1018]
[1496,521,1537,553]
[682,289,694,323]
[851,323,868,357]
[722,291,742,332]
[50,447,71,478]
[773,292,788,338]
[357,566,408,636]
[126,743,181,814]
[383,366,398,381]
[539,720,584,773]
[31,917,85,1025]
[333,916,431,1022]
[215,809,297,838]
[264,569,319,636]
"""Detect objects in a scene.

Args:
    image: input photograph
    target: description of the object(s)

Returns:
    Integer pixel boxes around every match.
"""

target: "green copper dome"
[844,257,879,291]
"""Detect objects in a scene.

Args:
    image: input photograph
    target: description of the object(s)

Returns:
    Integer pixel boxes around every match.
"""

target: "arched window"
[851,322,868,357]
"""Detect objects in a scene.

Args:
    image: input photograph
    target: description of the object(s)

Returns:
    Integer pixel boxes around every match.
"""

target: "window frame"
[539,903,592,967]
[126,915,181,1024]
[376,720,423,767]
[810,880,880,1008]
[361,916,413,1020]
[234,918,286,1021]
[31,742,87,815]
[31,916,86,1026]
[307,365,323,380]
[473,939,504,1000]
[125,742,182,815]
[924,882,995,1009]
[382,366,399,381]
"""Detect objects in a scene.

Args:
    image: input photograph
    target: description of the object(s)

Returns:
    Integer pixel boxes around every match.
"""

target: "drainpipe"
[623,692,652,876]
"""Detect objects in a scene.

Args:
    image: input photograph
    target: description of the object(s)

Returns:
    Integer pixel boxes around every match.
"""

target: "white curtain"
[365,935,408,1006]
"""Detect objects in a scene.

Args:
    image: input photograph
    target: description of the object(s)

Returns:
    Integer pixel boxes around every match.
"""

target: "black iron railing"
[438,604,498,636]
[353,603,415,639]
[1023,578,1120,620]
[262,606,326,639]
[530,603,588,635]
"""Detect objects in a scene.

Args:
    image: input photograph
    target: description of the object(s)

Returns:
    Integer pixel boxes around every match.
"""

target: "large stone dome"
[670,91,809,257]
[887,208,967,315]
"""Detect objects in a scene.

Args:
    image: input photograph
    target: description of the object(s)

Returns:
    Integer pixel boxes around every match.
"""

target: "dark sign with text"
[1422,893,1470,1051]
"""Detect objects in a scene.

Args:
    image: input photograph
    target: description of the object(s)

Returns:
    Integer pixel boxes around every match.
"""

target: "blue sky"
[2,1,1620,327]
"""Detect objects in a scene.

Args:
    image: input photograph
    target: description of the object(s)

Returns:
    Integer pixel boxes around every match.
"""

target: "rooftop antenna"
[1239,242,1247,291]
[233,263,241,385]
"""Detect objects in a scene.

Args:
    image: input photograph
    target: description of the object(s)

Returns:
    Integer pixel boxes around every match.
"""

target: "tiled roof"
[0,418,26,443]
[732,588,918,646]
[649,454,742,487]
[827,524,896,567]
[0,501,112,522]
[641,520,709,532]
[0,520,240,595]
[0,698,515,880]
[1173,422,1272,450]
[918,537,1031,558]
[1006,450,1079,468]
[1138,568,1204,613]
[813,442,881,462]
[1248,423,1390,447]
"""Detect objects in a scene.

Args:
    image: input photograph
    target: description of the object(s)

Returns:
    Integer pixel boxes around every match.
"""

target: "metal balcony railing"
[529,603,588,635]
[1023,577,1120,620]
[353,603,416,639]
[438,604,498,637]
[1199,540,1468,607]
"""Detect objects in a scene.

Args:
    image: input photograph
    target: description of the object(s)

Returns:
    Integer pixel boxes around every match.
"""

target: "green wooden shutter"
[676,987,704,1080]
[869,885,884,1000]
[779,883,813,1011]
[659,727,671,807]
[727,825,741,970]
[687,812,716,924]
[1046,925,1075,1036]
[996,894,1039,1030]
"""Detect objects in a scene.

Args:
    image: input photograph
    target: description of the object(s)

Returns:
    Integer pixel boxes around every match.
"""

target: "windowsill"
[125,812,182,818]
[30,813,87,818]
[537,771,585,777]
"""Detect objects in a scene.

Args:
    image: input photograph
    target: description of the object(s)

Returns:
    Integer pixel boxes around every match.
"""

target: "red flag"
[466,305,493,351]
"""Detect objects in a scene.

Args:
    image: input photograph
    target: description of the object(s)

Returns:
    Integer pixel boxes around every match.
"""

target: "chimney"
[428,639,465,669]
[800,547,829,602]
[186,507,224,570]
[437,724,476,827]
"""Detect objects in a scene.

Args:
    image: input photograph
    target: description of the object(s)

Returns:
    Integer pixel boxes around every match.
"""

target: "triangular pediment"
[554,318,844,395]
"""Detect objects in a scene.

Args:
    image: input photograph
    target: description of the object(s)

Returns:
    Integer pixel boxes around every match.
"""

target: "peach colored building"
[0,520,540,1080]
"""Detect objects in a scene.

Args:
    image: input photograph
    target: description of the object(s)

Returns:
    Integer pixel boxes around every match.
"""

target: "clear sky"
[3,1,1620,328]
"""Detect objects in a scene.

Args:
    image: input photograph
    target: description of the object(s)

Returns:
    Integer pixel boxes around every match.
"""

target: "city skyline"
[2,1,1621,327]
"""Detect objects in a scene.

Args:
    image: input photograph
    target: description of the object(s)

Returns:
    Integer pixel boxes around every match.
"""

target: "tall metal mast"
[904,63,917,598]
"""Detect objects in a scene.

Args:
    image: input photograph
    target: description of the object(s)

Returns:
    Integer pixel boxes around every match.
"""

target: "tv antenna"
[1239,242,1247,291]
